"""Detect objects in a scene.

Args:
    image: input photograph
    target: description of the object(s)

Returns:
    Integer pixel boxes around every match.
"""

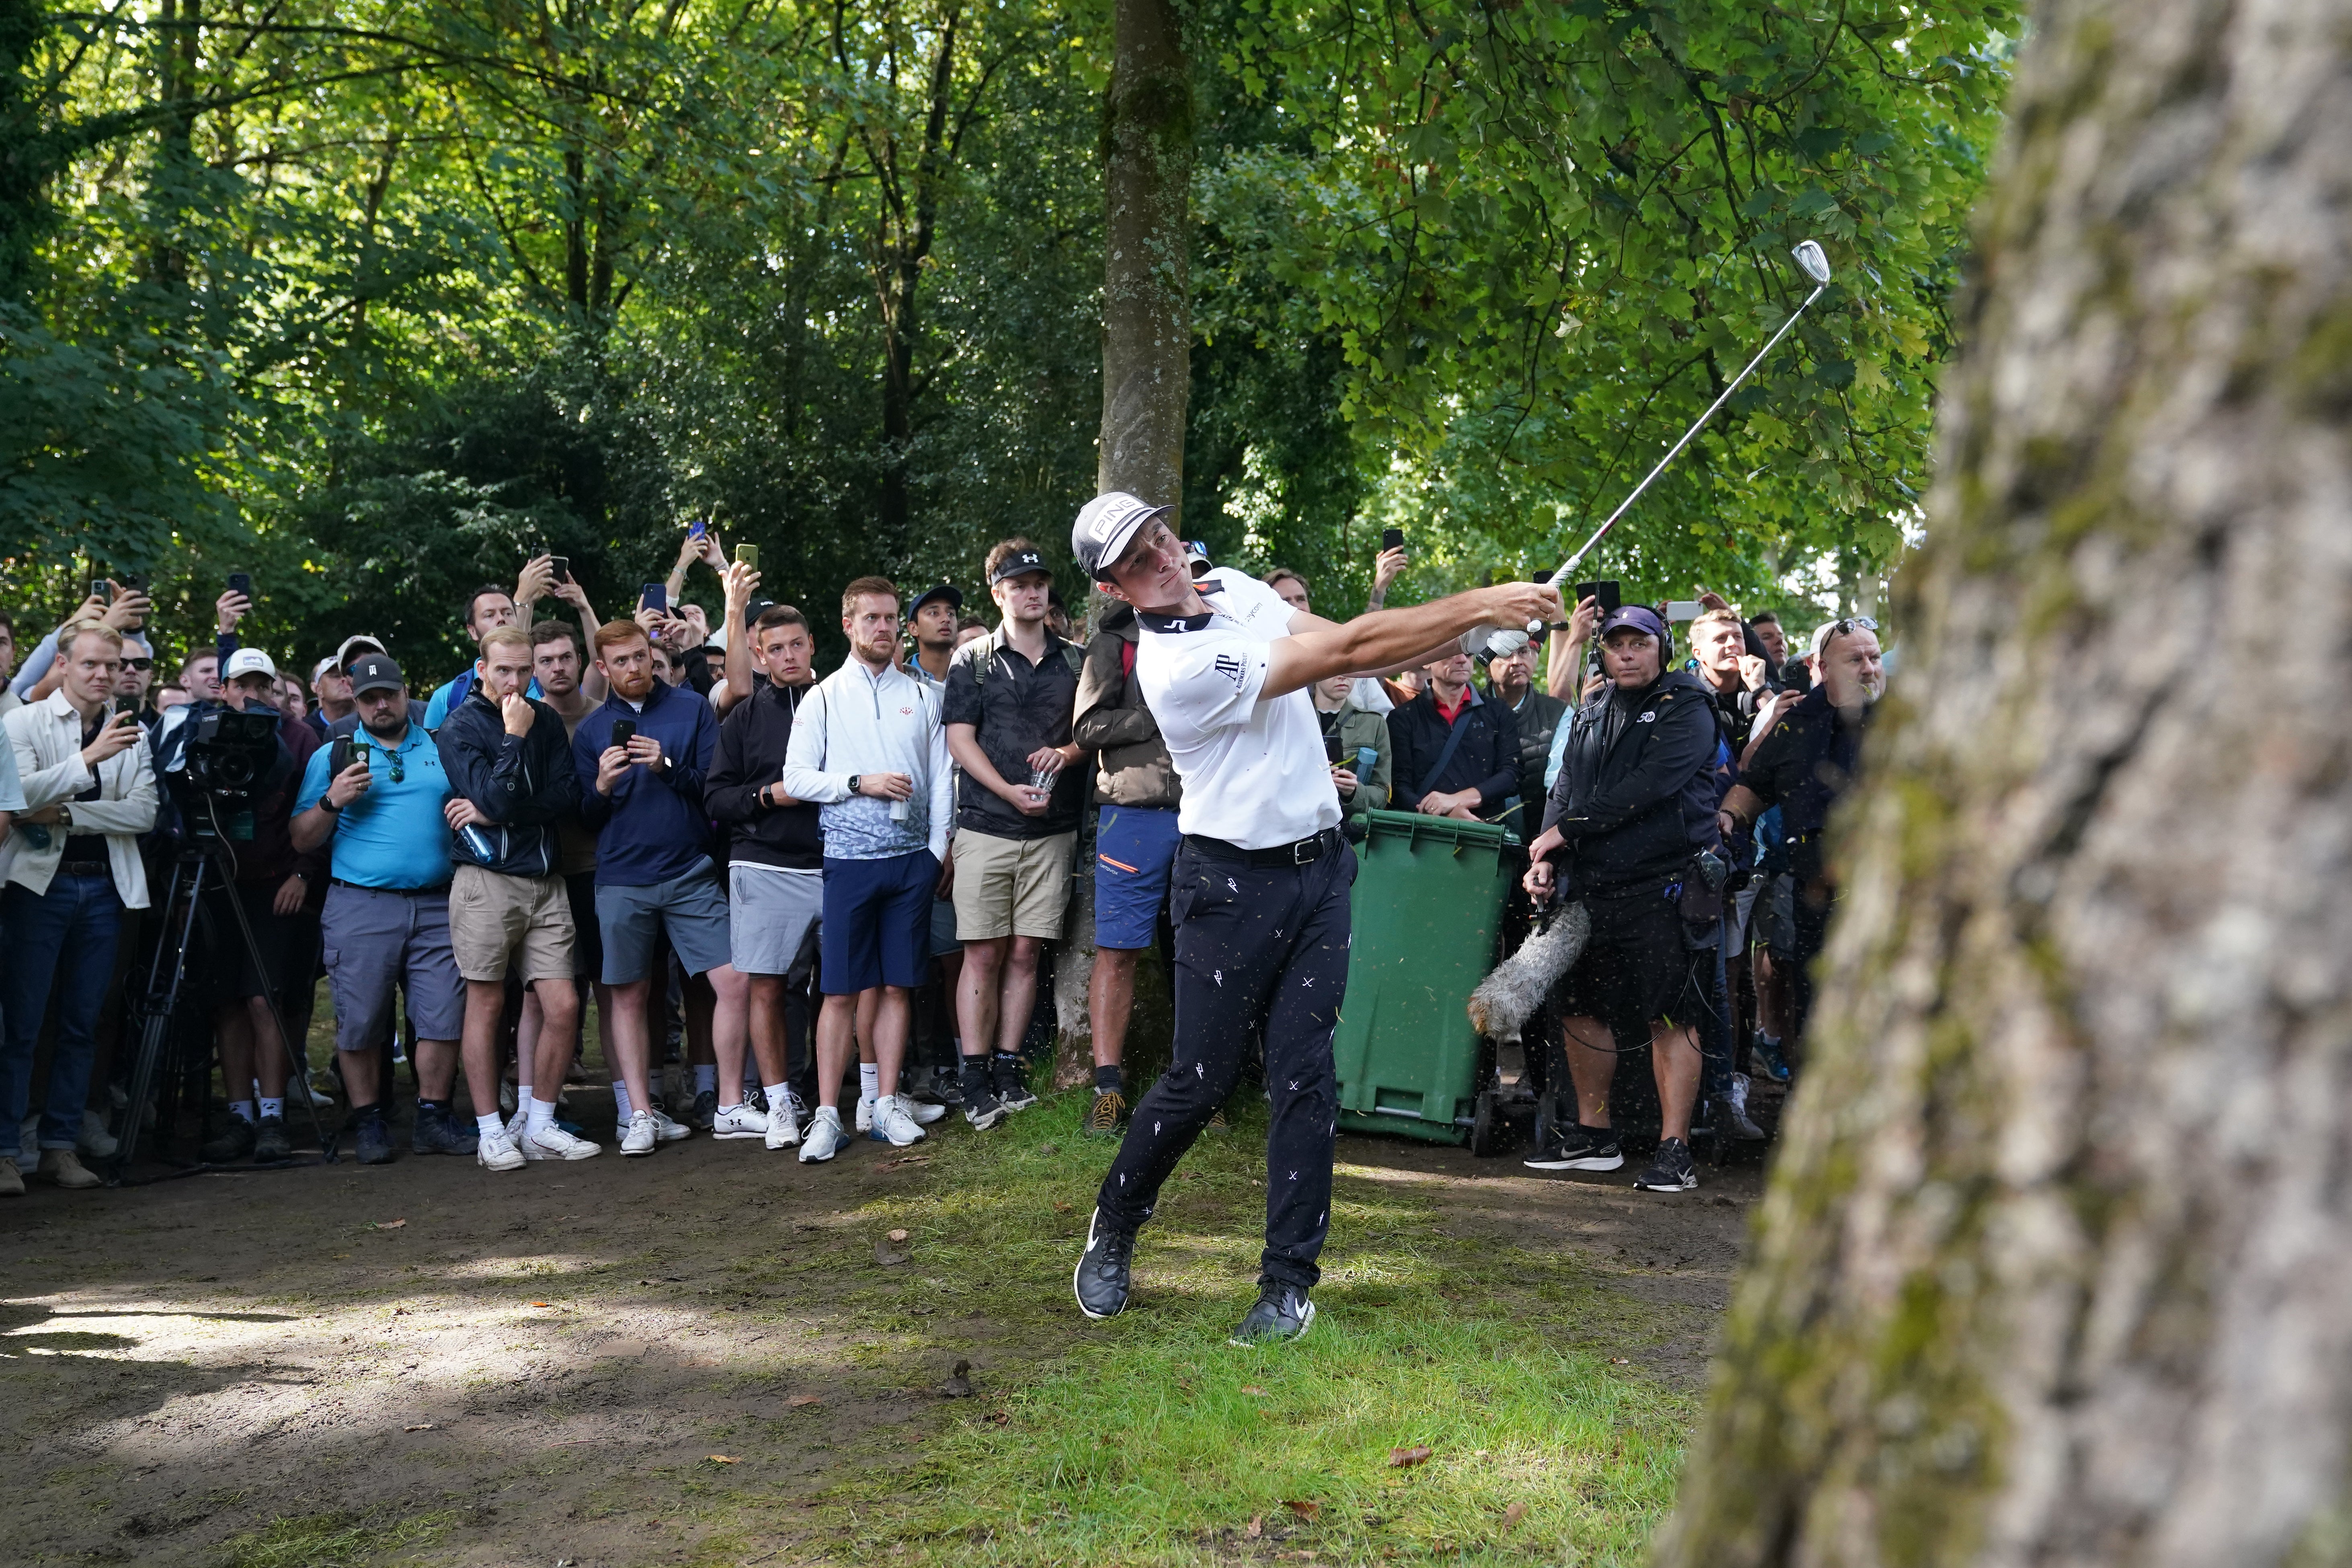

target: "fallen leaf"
[1240,1385,1270,1396]
[1503,1501,1528,1529]
[706,1455,739,1465]
[1052,1201,1072,1213]
[1245,1516,1263,1539]
[529,1301,554,1308]
[904,1431,928,1443]
[1284,1499,1321,1521]
[403,1423,435,1432]
[787,1395,822,1408]
[987,1410,1011,1426]
[374,1218,407,1230]
[1388,1446,1433,1469]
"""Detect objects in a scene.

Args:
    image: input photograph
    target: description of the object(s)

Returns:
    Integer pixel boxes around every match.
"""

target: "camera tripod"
[113,839,338,1181]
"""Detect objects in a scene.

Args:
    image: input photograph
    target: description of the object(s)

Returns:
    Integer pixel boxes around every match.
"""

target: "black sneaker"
[1633,1136,1698,1193]
[252,1115,291,1162]
[1230,1282,1315,1346]
[201,1118,256,1163]
[1523,1123,1623,1172]
[1083,1089,1127,1138]
[411,1104,476,1156]
[962,1087,1009,1131]
[354,1113,395,1166]
[689,1088,718,1132]
[994,1061,1038,1112]
[1071,1210,1136,1320]
[925,1065,964,1108]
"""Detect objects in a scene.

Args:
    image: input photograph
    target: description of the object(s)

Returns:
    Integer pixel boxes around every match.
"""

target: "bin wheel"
[1469,1089,1503,1158]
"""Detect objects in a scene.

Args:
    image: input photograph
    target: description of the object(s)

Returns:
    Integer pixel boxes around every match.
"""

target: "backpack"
[964,627,1083,692]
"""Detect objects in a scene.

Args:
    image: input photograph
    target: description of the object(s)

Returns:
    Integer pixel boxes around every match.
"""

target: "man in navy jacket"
[572,620,750,1158]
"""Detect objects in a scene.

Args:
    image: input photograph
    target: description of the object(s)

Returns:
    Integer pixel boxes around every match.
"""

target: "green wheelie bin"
[1331,808,1518,1147]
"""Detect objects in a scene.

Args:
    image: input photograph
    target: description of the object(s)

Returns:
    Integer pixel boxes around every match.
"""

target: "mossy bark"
[1659,3,2352,1565]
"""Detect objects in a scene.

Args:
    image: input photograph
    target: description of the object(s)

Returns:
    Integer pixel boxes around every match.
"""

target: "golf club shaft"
[1547,280,1828,593]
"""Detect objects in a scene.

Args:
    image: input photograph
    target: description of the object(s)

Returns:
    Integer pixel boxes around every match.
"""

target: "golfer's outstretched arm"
[1263,583,1560,699]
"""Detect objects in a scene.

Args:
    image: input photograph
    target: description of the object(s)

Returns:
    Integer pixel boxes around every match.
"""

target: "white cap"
[1071,491,1172,580]
[223,648,277,681]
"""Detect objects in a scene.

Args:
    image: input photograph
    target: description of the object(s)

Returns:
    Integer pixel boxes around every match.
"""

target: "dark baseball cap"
[1599,605,1670,645]
[908,582,963,617]
[1071,491,1173,581]
[988,547,1051,587]
[346,652,405,695]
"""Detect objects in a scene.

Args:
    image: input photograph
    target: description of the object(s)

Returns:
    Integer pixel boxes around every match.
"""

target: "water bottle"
[460,824,498,863]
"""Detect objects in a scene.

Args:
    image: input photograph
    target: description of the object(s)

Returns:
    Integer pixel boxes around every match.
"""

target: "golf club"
[1518,240,1834,641]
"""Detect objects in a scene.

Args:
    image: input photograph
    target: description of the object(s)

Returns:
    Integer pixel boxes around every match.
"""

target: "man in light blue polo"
[293,654,560,1165]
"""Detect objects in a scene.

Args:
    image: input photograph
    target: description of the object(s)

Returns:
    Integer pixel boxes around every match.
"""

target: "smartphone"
[688,517,708,542]
[550,556,570,583]
[352,736,373,771]
[611,718,638,752]
[1665,600,1702,622]
[91,578,110,600]
[1573,580,1621,615]
[227,571,253,599]
[639,583,667,613]
[117,571,148,594]
[329,736,354,776]
[734,543,759,571]
[1381,527,1405,552]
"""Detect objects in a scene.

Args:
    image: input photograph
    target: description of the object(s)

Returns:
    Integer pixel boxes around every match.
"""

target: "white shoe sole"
[765,1129,802,1151]
[797,1141,839,1164]
[1523,1152,1624,1172]
[524,1138,601,1161]
[711,1123,768,1141]
[478,1150,525,1172]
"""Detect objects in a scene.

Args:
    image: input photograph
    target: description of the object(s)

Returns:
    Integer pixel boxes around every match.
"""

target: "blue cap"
[1599,605,1669,645]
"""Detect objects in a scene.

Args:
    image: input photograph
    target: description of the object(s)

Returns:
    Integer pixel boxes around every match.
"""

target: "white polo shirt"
[1134,568,1342,849]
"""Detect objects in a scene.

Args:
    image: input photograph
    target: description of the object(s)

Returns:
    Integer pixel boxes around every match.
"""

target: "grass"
[220,1507,457,1568]
[803,1092,1696,1567]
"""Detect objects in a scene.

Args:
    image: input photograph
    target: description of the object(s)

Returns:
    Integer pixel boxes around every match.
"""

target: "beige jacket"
[0,690,156,907]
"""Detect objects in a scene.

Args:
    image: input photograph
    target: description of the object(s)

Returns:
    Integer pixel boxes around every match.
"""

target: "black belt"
[55,860,112,876]
[330,878,451,896]
[1183,826,1342,868]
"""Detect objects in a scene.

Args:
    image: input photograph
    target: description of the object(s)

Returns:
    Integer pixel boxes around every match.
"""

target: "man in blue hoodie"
[573,619,746,1158]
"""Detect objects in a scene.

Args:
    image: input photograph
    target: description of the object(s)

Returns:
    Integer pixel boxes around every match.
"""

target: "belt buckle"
[1291,833,1319,866]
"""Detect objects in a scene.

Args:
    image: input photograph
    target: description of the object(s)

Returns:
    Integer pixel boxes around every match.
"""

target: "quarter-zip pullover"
[779,658,952,862]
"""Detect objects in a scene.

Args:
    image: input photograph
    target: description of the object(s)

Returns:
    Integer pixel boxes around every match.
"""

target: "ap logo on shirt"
[1213,653,1247,690]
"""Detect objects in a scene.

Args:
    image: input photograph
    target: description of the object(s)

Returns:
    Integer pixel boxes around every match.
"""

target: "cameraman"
[1519,606,1720,1195]
[0,623,151,1194]
[185,650,323,1164]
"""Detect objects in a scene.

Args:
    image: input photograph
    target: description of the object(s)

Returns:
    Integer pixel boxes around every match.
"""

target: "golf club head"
[1793,239,1831,285]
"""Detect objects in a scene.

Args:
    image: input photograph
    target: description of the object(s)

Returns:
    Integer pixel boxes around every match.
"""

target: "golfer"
[1069,493,1559,1344]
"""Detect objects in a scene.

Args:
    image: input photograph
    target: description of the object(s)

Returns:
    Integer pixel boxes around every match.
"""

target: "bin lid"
[1358,808,1519,851]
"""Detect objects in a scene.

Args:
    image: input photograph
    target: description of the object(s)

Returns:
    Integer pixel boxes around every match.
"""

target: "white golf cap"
[333,633,388,671]
[1071,491,1172,581]
[311,654,339,683]
[223,648,277,680]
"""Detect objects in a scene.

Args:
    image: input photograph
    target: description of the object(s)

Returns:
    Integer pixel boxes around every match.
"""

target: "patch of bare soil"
[0,1099,1765,1567]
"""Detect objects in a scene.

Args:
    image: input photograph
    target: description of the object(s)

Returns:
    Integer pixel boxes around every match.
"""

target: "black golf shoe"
[1230,1282,1315,1347]
[1072,1210,1136,1320]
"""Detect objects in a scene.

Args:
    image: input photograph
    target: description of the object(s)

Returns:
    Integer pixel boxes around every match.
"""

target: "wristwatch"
[847,774,862,796]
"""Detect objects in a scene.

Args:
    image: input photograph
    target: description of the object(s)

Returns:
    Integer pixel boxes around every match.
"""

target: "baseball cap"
[333,633,387,672]
[1183,540,1212,578]
[988,547,1052,587]
[222,648,277,681]
[311,654,339,684]
[1599,605,1670,646]
[1071,492,1172,581]
[907,582,964,617]
[345,652,404,696]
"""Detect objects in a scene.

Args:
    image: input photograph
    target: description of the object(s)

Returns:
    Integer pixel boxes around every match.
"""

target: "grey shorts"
[728,864,823,976]
[597,866,732,985]
[320,882,465,1049]
[1727,877,1763,955]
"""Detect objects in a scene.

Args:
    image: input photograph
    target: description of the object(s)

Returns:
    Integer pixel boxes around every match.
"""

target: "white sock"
[613,1082,633,1119]
[859,1064,879,1101]
[516,1075,533,1104]
[230,1100,257,1125]
[258,1097,284,1121]
[527,1098,558,1133]
[694,1064,718,1095]
[765,1084,792,1118]
[476,1112,504,1138]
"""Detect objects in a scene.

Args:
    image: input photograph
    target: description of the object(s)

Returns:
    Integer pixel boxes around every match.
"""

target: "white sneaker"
[522,1123,602,1161]
[504,1107,529,1145]
[477,1125,526,1172]
[712,1102,769,1140]
[798,1106,845,1164]
[869,1095,927,1148]
[621,1110,660,1157]
[765,1096,802,1151]
[649,1105,693,1143]
[855,1094,877,1134]
[78,1109,118,1160]
[904,1097,947,1126]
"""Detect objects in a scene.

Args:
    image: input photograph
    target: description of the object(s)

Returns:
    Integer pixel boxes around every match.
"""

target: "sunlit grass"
[221,1507,458,1568]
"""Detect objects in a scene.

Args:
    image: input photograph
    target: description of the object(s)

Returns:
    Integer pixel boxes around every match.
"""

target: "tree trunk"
[1095,0,1190,512]
[1659,4,2352,1566]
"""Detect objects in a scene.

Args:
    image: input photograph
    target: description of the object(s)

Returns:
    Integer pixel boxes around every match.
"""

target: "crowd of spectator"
[0,522,1884,1199]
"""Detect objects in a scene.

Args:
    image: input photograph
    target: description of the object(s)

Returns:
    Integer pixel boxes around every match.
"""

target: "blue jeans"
[0,872,125,1159]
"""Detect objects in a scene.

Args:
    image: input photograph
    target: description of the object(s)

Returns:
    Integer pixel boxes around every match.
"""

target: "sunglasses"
[1831,616,1880,638]
[385,751,405,785]
[123,657,152,670]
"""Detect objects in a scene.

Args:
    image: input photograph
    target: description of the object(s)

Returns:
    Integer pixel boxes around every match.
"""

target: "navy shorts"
[820,851,938,995]
[1093,804,1182,950]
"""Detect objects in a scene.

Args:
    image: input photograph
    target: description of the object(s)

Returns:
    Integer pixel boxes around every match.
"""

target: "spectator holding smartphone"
[0,623,148,1194]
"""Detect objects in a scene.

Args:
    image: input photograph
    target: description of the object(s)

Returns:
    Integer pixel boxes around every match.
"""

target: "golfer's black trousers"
[1096,834,1356,1291]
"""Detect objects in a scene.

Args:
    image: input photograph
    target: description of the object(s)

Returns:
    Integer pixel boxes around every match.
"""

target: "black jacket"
[705,680,825,871]
[435,686,579,878]
[1387,684,1521,819]
[1498,686,1568,820]
[1539,671,1720,896]
[1738,685,1872,882]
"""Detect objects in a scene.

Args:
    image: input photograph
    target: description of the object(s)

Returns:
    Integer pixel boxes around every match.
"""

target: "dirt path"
[1,1107,1766,1566]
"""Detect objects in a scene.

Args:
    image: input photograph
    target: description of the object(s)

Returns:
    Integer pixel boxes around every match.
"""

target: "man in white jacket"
[0,623,154,1194]
[780,576,954,1162]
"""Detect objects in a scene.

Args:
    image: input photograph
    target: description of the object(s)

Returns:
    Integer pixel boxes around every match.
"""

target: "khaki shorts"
[951,828,1077,942]
[448,863,576,983]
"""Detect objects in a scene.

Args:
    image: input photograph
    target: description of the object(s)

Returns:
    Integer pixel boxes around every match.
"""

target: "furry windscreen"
[1465,901,1591,1043]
